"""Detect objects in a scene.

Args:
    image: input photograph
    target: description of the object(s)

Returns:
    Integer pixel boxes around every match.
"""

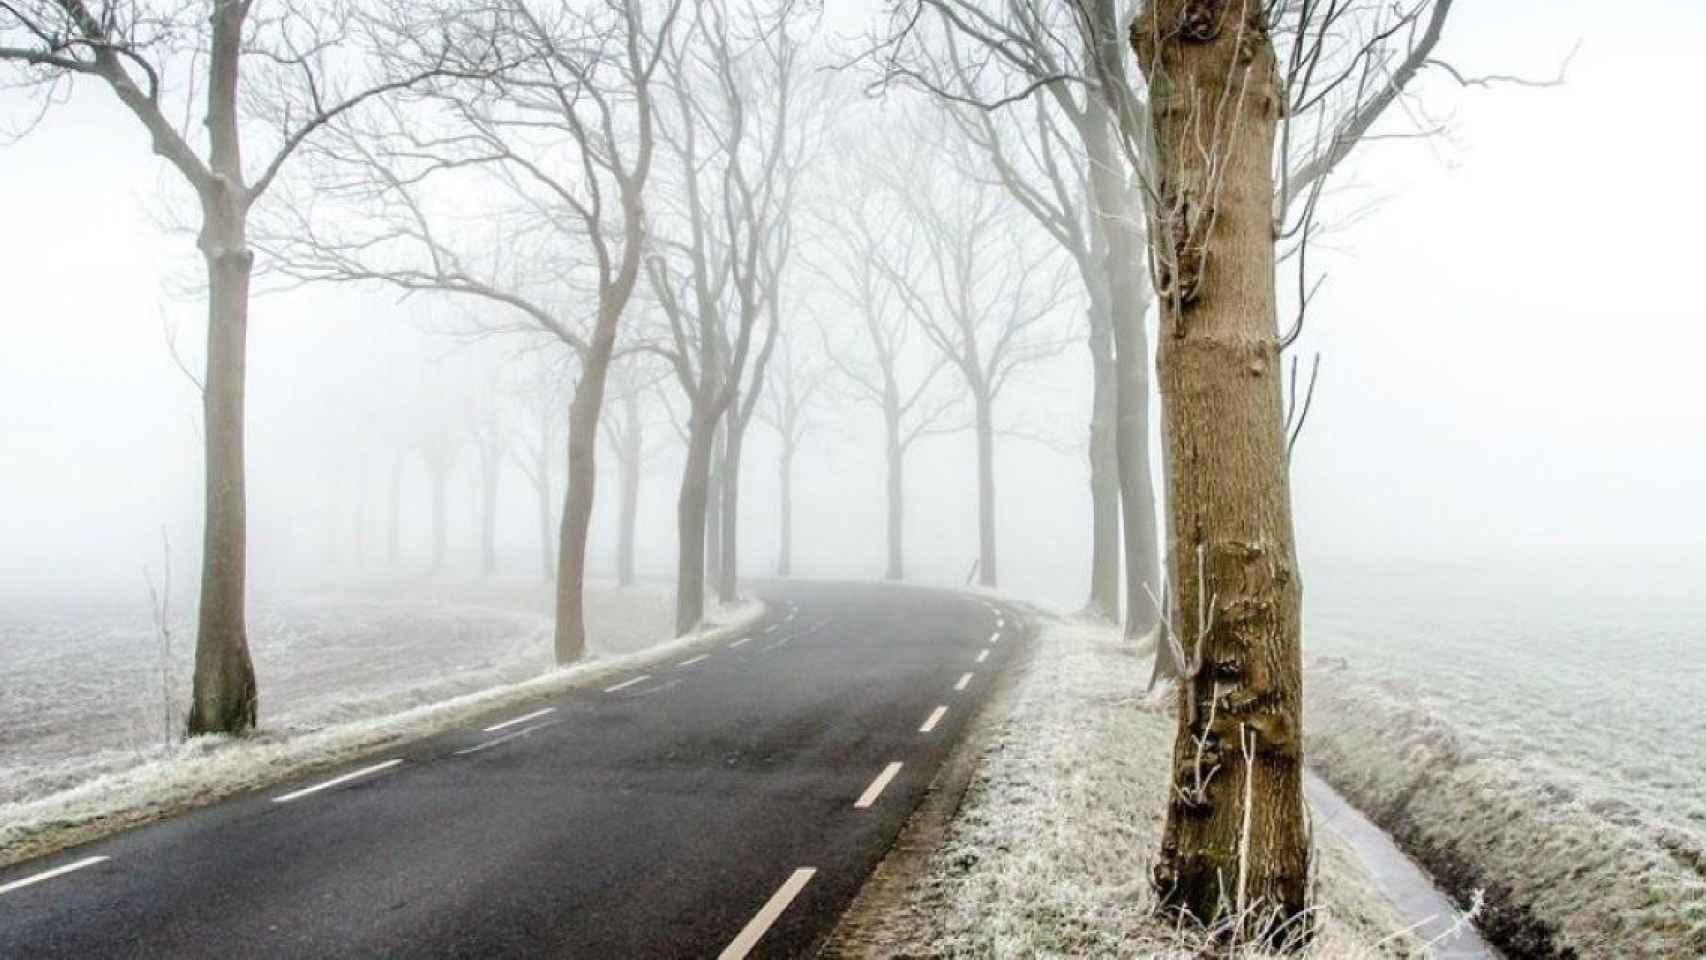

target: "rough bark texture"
[186,226,258,736]
[1131,0,1309,941]
[185,2,257,736]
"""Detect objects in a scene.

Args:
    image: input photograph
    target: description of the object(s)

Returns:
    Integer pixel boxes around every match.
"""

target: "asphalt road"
[0,580,1024,958]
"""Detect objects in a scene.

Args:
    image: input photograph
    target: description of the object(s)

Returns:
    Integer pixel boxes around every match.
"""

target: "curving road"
[0,581,1024,958]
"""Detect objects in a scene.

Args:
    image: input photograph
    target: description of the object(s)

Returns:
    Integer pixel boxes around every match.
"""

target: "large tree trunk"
[884,415,905,581]
[717,420,744,603]
[186,215,258,737]
[554,306,622,664]
[973,391,997,588]
[1086,296,1123,620]
[776,439,794,577]
[674,416,716,635]
[1131,3,1308,940]
[617,387,641,588]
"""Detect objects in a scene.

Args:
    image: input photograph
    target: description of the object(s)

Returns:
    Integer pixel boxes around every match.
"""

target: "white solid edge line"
[272,759,403,804]
[678,653,711,668]
[975,649,990,664]
[483,706,556,733]
[919,705,948,734]
[604,674,652,693]
[0,856,110,897]
[728,637,751,648]
[718,867,817,960]
[854,762,904,809]
[954,672,974,692]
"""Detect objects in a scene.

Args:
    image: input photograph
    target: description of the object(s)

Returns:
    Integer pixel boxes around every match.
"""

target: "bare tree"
[756,314,823,577]
[811,133,959,581]
[0,0,468,734]
[873,126,1075,589]
[1127,0,1512,940]
[599,354,670,588]
[263,0,684,662]
[863,0,1165,635]
[645,0,806,633]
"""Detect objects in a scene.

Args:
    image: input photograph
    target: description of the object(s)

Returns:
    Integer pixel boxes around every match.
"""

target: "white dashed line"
[783,612,796,623]
[272,759,402,804]
[718,867,817,960]
[854,762,904,809]
[919,705,948,733]
[728,637,751,649]
[483,707,555,733]
[954,672,974,692]
[762,624,779,634]
[456,720,557,756]
[678,653,711,668]
[976,650,990,664]
[0,856,109,896]
[987,630,1001,645]
[604,675,651,693]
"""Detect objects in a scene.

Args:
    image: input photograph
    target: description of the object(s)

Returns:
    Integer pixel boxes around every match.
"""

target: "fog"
[3,0,1700,612]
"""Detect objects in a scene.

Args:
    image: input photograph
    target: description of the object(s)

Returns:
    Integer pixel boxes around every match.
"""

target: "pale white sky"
[1,1,1701,607]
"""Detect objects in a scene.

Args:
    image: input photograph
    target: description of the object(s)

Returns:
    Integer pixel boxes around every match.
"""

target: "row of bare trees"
[1,0,1100,749]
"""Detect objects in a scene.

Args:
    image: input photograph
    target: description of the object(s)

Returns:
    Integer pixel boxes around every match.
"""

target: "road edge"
[814,596,1050,958]
[0,599,767,870]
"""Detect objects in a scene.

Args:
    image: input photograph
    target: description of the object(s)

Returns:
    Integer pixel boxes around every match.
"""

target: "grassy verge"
[1306,657,1706,957]
[829,615,1418,958]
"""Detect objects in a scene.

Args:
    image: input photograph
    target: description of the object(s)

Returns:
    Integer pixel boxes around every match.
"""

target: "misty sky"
[2,0,1702,609]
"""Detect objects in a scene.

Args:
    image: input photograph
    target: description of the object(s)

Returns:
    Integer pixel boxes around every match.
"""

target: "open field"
[0,576,673,808]
[1303,553,1706,955]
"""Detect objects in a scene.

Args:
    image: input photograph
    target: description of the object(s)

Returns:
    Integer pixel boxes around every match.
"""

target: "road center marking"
[987,630,1001,645]
[0,856,109,896]
[604,674,651,693]
[728,637,751,649]
[975,650,990,664]
[678,653,711,668]
[483,707,555,733]
[456,720,558,756]
[854,762,904,809]
[919,705,948,733]
[718,867,816,960]
[954,672,974,692]
[272,759,402,804]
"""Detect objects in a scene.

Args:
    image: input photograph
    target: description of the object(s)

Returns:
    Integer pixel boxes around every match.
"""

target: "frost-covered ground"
[0,575,759,863]
[838,616,1426,959]
[1303,555,1706,955]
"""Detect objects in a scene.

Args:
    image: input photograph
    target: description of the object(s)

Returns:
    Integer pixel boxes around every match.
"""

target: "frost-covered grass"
[862,617,1418,959]
[0,578,759,866]
[1304,556,1706,956]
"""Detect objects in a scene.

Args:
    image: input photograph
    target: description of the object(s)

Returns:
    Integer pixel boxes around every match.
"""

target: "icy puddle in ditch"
[1305,773,1502,959]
